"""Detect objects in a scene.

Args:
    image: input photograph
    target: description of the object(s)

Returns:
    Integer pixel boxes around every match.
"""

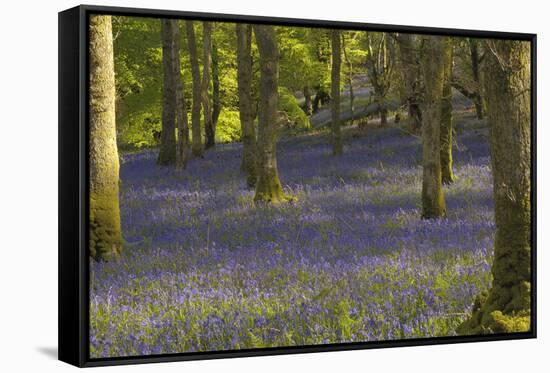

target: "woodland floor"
[90,111,494,358]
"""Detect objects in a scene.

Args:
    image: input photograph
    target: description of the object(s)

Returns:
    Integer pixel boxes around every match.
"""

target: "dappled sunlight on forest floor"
[90,112,494,358]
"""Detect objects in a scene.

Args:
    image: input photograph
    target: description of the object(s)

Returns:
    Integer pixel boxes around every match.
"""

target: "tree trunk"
[378,99,388,125]
[396,33,422,134]
[372,83,387,126]
[349,79,355,122]
[469,38,484,120]
[331,29,343,156]
[185,21,204,158]
[253,25,285,203]
[175,77,189,169]
[303,85,313,116]
[312,87,329,113]
[89,15,121,261]
[237,24,257,188]
[440,37,454,184]
[458,40,531,334]
[212,39,221,131]
[342,33,354,122]
[158,19,178,166]
[202,22,214,150]
[366,33,393,127]
[420,36,447,219]
[172,20,189,170]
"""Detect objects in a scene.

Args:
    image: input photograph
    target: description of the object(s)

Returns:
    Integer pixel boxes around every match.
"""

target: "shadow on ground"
[36,346,57,360]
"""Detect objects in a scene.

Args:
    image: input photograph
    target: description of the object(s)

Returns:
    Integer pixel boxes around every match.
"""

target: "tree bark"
[172,20,189,170]
[379,102,388,125]
[89,15,121,261]
[396,33,422,134]
[366,34,393,127]
[202,22,215,150]
[211,39,221,130]
[253,25,285,203]
[469,38,484,120]
[331,29,343,156]
[440,37,454,184]
[342,33,354,123]
[458,40,531,334]
[420,35,447,219]
[303,85,313,116]
[158,19,178,166]
[185,21,204,158]
[237,24,258,188]
[312,87,329,113]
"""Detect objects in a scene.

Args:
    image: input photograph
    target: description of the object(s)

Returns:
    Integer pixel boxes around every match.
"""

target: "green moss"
[488,311,530,333]
[253,167,296,204]
[457,282,531,335]
[254,174,285,204]
[90,192,122,261]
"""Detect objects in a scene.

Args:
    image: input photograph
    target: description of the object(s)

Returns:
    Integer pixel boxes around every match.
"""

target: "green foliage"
[113,17,163,149]
[277,27,331,92]
[118,112,161,151]
[215,110,242,143]
[278,87,311,130]
[110,16,472,151]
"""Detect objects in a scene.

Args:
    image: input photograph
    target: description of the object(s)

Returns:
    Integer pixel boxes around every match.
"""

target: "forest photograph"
[88,14,533,358]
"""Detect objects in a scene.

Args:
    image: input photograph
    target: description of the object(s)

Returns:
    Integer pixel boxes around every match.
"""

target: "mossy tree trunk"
[253,25,285,203]
[202,22,215,150]
[185,21,204,158]
[89,15,121,261]
[440,37,455,184]
[396,33,422,134]
[236,24,258,188]
[158,19,178,166]
[172,20,190,170]
[420,35,447,219]
[330,29,343,156]
[458,40,531,334]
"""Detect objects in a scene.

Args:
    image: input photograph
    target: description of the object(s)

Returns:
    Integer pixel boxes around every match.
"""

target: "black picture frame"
[58,4,537,367]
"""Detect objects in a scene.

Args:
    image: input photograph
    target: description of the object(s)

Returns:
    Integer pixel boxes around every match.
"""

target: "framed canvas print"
[58,4,536,367]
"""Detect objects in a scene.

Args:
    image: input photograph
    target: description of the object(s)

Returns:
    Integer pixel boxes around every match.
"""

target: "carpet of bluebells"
[89,114,495,358]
